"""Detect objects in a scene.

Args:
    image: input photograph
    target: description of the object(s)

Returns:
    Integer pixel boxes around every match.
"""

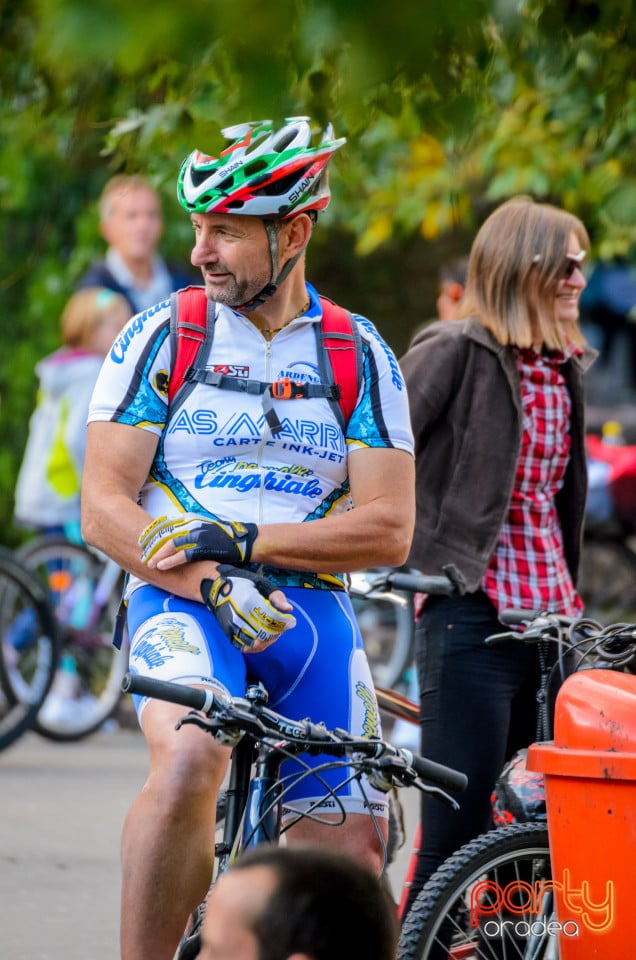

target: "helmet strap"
[236,219,303,313]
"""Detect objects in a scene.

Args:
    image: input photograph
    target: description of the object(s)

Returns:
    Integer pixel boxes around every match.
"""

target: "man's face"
[198,865,276,960]
[189,212,274,308]
[101,186,163,263]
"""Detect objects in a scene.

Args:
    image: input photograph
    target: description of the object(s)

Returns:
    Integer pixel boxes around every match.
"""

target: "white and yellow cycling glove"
[140,514,258,565]
[201,565,296,650]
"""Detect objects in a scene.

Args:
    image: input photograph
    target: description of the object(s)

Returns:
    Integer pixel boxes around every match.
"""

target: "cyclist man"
[81,117,415,960]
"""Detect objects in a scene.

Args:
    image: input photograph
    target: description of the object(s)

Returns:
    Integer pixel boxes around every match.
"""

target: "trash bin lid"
[552,670,636,752]
[527,741,636,779]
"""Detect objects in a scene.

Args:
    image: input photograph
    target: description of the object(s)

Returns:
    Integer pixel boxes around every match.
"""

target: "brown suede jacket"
[399,318,597,591]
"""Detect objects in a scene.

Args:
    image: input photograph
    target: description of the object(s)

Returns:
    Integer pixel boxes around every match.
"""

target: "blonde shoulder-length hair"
[61,287,131,349]
[456,196,590,353]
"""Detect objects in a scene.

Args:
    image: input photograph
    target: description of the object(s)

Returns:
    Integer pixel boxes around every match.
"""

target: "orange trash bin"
[527,669,636,959]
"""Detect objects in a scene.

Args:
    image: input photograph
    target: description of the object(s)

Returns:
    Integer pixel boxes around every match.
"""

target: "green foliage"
[2,0,636,539]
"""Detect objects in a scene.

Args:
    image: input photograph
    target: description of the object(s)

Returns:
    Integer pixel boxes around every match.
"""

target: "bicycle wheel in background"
[578,533,636,625]
[349,568,415,689]
[16,535,128,742]
[0,546,59,751]
[399,823,553,960]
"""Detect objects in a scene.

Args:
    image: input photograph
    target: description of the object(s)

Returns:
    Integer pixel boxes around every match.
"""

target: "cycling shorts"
[126,584,388,821]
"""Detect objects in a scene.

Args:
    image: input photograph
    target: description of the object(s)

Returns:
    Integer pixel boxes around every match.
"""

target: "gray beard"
[202,269,272,308]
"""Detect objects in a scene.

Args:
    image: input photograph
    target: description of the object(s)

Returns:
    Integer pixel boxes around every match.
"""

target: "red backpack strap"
[317,296,363,429]
[168,286,209,405]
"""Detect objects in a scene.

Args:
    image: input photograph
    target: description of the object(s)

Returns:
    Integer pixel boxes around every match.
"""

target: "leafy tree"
[1,0,635,539]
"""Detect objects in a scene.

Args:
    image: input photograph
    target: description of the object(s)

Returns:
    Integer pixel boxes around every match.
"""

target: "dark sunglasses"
[562,253,586,280]
[533,251,586,279]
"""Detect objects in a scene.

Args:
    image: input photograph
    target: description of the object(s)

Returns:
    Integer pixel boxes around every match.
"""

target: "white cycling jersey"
[88,282,414,591]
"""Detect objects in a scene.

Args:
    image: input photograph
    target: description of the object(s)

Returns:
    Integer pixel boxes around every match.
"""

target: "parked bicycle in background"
[0,546,59,751]
[14,532,127,741]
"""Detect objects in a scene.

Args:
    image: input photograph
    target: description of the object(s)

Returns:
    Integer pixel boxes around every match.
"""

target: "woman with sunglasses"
[399,195,596,918]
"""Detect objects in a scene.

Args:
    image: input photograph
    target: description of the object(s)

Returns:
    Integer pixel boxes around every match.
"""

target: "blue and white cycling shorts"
[126,584,388,822]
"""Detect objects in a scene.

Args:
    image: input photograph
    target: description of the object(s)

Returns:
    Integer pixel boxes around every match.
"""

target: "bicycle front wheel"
[17,535,128,742]
[0,547,59,751]
[399,823,555,960]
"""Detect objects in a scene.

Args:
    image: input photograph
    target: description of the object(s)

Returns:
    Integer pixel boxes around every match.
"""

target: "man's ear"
[279,214,313,259]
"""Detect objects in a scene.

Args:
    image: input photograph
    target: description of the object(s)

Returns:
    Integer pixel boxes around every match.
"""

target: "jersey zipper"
[253,337,275,525]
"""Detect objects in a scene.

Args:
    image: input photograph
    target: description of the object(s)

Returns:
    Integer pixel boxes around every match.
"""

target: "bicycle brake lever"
[414,781,460,811]
[484,630,516,645]
[174,710,209,731]
[176,711,244,747]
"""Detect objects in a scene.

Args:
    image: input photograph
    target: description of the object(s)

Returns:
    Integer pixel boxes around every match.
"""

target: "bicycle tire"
[172,790,229,960]
[17,535,128,742]
[0,546,59,751]
[578,534,636,624]
[350,570,415,689]
[399,823,553,960]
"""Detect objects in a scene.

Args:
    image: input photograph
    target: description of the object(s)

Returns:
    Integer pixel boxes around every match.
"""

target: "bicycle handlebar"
[499,608,579,627]
[121,672,468,796]
[354,564,466,598]
[489,612,636,669]
[121,672,216,712]
[404,750,468,793]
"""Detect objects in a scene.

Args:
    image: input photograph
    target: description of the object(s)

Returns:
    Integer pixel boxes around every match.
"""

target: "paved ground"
[0,728,147,960]
[0,726,417,960]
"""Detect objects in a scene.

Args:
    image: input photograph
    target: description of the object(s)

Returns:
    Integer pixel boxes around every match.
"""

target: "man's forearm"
[82,493,218,601]
[252,510,412,573]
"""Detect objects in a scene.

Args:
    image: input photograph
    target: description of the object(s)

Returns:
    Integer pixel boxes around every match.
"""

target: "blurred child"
[14,287,131,533]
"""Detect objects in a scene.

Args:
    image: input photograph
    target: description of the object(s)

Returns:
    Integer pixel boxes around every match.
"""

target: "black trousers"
[402,591,552,918]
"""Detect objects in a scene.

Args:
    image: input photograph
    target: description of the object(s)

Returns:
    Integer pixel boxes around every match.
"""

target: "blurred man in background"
[77,174,194,314]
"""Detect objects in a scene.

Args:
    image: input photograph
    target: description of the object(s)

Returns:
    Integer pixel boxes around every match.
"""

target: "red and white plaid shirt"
[482,348,583,617]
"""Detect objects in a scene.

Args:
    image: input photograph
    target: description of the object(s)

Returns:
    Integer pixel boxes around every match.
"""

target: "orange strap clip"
[270,377,305,400]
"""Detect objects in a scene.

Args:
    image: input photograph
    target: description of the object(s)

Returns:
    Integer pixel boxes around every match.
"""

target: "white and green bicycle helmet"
[177,117,346,310]
[177,116,345,219]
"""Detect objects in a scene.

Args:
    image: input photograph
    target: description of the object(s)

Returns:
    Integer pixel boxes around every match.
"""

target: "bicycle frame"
[122,669,468,959]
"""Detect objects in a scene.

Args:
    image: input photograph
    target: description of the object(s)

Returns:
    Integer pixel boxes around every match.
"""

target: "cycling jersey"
[88,282,414,592]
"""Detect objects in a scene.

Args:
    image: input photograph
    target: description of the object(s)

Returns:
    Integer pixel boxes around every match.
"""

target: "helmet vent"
[190,167,214,188]
[244,159,269,178]
[257,163,314,197]
[273,130,299,153]
[215,175,236,193]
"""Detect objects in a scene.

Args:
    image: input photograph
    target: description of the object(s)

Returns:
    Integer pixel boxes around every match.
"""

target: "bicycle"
[0,546,60,751]
[349,564,467,695]
[121,669,468,960]
[398,608,636,960]
[16,533,128,741]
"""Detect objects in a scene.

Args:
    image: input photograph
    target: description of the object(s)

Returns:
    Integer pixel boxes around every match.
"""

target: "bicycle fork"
[215,737,283,875]
[242,745,283,848]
